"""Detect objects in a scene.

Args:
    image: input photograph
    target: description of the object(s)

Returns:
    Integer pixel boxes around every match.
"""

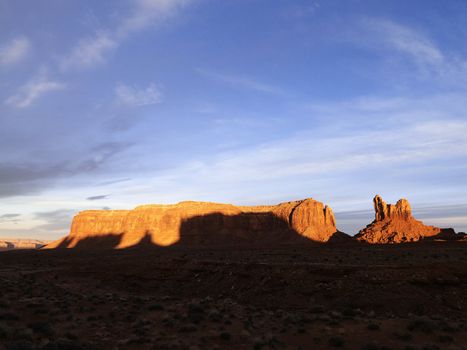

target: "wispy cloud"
[194,120,467,182]
[115,82,162,106]
[0,36,30,66]
[0,213,20,219]
[0,141,131,198]
[123,102,467,201]
[117,0,192,38]
[61,0,193,69]
[0,213,21,223]
[304,93,467,128]
[86,195,109,201]
[283,2,320,20]
[34,209,76,232]
[5,70,65,108]
[197,68,285,95]
[69,91,467,215]
[60,31,117,69]
[97,178,132,186]
[353,18,467,83]
[364,19,443,66]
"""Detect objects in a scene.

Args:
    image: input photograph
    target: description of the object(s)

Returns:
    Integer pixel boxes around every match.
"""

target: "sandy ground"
[0,242,466,349]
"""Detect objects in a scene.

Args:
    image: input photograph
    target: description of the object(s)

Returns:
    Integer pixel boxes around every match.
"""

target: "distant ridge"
[0,238,52,250]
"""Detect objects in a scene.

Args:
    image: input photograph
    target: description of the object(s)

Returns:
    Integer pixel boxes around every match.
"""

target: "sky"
[1,0,467,240]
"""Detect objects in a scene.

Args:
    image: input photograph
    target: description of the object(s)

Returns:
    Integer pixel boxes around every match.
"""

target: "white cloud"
[61,0,193,70]
[197,68,285,95]
[349,18,467,85]
[5,71,65,108]
[115,82,162,106]
[305,93,467,127]
[106,93,467,212]
[117,0,192,38]
[188,120,467,183]
[111,107,467,205]
[365,19,443,66]
[0,36,30,66]
[60,31,117,70]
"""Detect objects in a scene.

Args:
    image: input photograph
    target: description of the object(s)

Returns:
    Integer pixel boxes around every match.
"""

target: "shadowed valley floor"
[0,242,466,349]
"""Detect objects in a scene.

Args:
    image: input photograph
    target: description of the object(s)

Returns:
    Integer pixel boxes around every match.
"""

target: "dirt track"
[0,242,466,349]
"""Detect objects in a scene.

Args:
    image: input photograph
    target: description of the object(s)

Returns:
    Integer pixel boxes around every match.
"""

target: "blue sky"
[1,0,467,239]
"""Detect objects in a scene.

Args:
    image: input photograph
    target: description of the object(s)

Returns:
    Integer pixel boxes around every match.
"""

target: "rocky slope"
[46,198,342,249]
[355,195,442,243]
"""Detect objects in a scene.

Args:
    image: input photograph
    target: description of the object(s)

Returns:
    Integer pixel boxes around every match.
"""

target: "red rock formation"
[355,195,441,243]
[45,198,341,249]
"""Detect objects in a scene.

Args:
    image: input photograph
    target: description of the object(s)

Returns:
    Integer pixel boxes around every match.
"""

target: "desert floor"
[0,242,466,350]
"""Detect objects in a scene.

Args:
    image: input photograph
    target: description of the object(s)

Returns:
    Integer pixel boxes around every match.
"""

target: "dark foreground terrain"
[0,243,466,350]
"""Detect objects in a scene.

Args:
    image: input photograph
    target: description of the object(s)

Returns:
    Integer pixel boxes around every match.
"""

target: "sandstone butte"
[355,195,442,243]
[45,198,344,249]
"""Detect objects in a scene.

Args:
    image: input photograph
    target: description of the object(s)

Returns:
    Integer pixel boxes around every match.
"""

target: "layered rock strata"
[46,198,340,248]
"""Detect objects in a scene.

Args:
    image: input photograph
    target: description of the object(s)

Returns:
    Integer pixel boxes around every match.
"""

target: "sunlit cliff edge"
[45,198,343,249]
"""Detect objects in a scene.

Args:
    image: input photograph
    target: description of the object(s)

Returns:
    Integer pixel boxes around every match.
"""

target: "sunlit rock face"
[355,195,441,243]
[45,198,339,249]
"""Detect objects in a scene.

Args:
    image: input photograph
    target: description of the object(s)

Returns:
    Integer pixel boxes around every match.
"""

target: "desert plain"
[0,241,466,350]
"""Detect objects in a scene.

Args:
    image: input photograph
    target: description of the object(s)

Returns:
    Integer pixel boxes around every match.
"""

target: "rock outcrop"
[355,195,442,243]
[45,198,343,249]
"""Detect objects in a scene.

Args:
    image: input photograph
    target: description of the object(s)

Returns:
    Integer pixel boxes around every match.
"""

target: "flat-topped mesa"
[45,198,343,249]
[356,195,441,243]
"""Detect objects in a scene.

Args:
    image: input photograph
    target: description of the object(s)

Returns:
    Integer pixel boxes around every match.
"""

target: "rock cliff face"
[45,198,341,249]
[355,195,441,243]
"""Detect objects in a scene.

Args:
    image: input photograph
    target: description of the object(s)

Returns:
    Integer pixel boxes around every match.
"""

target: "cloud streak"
[117,0,192,38]
[0,213,21,225]
[352,18,467,84]
[60,31,117,69]
[34,209,76,233]
[0,142,131,198]
[5,70,65,108]
[172,117,467,184]
[0,214,20,219]
[86,195,109,201]
[115,82,162,106]
[0,36,30,66]
[365,19,443,66]
[61,0,193,69]
[197,68,285,95]
[0,213,21,224]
